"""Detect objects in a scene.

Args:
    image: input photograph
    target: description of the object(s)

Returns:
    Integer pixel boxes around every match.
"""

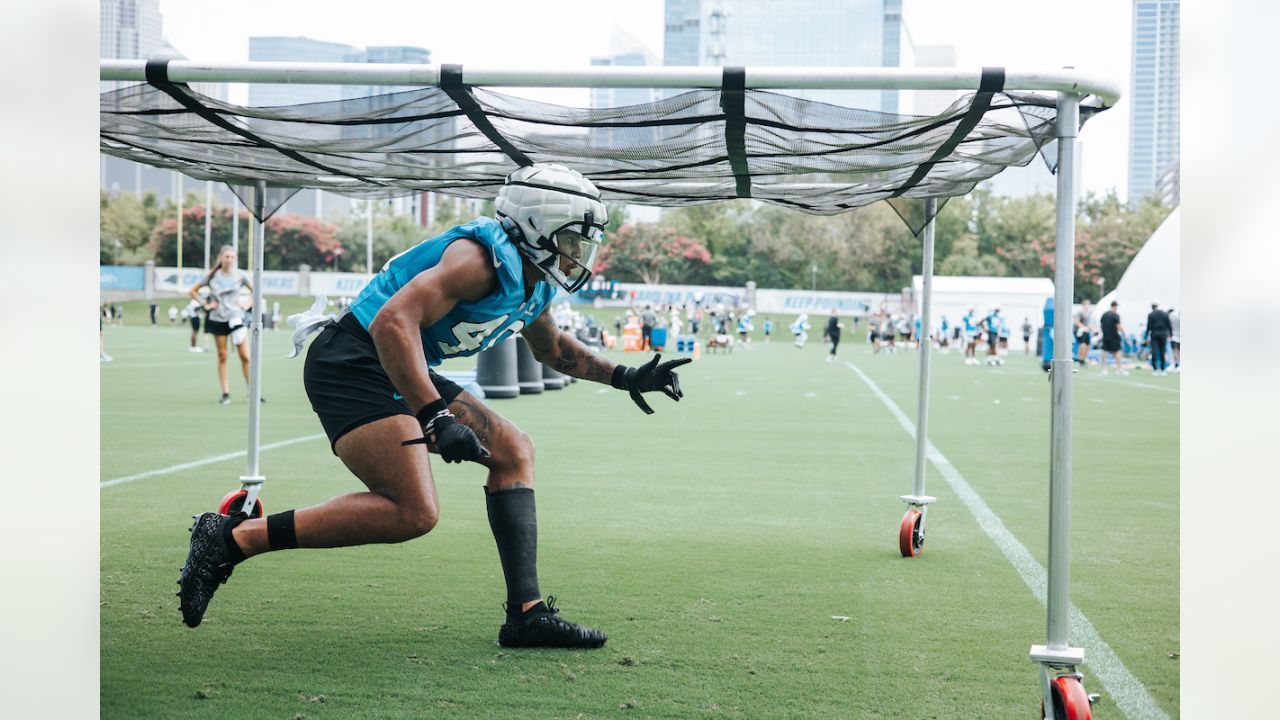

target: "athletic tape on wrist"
[266,510,298,550]
[415,398,450,424]
[610,364,633,391]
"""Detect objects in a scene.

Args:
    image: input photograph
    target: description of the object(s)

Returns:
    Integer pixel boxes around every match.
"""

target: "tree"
[150,203,341,271]
[660,200,753,284]
[594,223,711,285]
[264,214,342,271]
[333,201,430,273]
[940,235,1009,276]
[100,190,162,264]
[150,201,238,267]
[1071,191,1170,301]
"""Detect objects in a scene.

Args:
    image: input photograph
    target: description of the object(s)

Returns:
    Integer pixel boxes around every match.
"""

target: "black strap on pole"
[440,64,532,167]
[142,59,379,187]
[889,66,1006,198]
[720,66,752,198]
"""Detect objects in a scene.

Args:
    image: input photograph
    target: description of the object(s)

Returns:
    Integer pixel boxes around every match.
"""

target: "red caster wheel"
[898,509,924,557]
[218,489,264,519]
[1043,675,1091,720]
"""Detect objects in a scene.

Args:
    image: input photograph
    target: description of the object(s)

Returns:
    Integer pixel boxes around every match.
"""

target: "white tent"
[1099,206,1180,322]
[909,275,1054,335]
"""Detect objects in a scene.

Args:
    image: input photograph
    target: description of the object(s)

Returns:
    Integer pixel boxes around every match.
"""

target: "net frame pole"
[1030,93,1086,709]
[175,172,183,284]
[240,180,267,507]
[1046,92,1079,653]
[203,181,212,271]
[366,199,374,274]
[912,198,937,500]
[231,194,239,259]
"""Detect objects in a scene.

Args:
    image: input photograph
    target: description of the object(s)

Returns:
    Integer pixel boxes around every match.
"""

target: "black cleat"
[498,596,607,649]
[177,512,241,628]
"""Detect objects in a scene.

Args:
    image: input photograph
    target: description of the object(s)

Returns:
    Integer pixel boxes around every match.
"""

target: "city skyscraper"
[248,37,363,107]
[662,0,908,112]
[590,28,661,151]
[343,45,432,100]
[1127,0,1179,206]
[100,0,163,61]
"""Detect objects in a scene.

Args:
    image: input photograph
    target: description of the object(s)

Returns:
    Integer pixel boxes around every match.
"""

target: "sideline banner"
[100,265,145,290]
[154,267,299,295]
[578,280,894,315]
[610,283,745,308]
[310,271,373,297]
[754,288,886,315]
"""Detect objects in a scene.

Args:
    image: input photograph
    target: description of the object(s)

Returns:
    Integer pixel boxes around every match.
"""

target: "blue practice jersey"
[349,217,556,366]
[962,313,977,332]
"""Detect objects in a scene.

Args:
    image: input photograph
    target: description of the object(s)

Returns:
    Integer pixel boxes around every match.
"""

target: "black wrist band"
[415,398,449,425]
[610,365,632,391]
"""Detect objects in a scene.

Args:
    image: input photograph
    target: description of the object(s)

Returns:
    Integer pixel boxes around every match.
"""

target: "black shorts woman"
[189,246,256,404]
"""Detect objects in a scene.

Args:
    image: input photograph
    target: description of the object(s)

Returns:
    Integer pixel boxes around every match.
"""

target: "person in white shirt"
[189,246,255,404]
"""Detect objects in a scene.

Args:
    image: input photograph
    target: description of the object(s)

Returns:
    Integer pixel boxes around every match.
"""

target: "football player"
[179,164,690,648]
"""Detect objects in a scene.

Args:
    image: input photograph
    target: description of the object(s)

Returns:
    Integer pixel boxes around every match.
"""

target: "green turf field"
[100,304,1178,719]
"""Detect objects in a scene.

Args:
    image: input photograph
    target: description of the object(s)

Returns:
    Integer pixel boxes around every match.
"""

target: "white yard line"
[845,361,1168,720]
[1123,380,1180,394]
[100,434,327,489]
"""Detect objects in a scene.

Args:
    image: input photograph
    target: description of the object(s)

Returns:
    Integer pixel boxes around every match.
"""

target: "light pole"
[811,263,817,293]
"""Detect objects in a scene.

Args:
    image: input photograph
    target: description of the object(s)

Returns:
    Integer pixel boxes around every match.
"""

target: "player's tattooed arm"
[521,313,616,384]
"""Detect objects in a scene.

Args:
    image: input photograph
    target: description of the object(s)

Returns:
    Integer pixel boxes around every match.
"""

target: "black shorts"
[190,315,201,332]
[304,314,464,452]
[1101,335,1122,353]
[205,319,235,336]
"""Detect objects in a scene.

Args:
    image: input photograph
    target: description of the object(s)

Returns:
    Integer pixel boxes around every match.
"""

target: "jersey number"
[438,316,525,355]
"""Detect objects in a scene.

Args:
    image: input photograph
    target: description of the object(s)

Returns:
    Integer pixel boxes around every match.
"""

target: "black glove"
[402,399,491,463]
[611,353,692,414]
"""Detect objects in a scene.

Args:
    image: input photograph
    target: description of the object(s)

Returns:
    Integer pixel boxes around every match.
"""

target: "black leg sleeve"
[485,487,541,609]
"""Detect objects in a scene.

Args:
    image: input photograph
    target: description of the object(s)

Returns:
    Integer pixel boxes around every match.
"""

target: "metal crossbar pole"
[912,198,937,498]
[242,180,267,503]
[99,61,1121,107]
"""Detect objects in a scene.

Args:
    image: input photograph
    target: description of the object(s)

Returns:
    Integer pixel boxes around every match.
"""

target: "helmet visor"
[541,226,602,293]
[553,228,601,266]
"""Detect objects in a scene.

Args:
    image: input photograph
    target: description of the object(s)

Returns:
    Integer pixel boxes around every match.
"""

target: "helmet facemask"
[494,163,609,293]
[533,212,605,293]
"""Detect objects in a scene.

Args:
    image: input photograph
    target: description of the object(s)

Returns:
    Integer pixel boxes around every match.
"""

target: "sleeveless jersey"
[349,217,556,367]
[962,313,977,333]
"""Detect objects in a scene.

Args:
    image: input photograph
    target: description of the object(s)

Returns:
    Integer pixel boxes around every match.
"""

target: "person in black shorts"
[190,246,253,403]
[1099,301,1127,375]
[177,164,690,650]
[184,298,205,353]
[1073,298,1093,367]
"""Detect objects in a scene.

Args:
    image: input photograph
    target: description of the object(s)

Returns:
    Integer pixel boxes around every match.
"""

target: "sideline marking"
[100,434,327,489]
[845,361,1168,720]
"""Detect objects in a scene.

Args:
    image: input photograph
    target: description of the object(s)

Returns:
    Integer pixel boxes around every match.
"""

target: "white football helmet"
[494,163,608,293]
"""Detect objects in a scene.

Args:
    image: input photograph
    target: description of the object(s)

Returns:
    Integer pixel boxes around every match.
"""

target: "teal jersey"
[349,217,556,366]
[962,313,977,332]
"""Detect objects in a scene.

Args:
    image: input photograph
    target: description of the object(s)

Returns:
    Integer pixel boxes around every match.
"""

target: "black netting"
[100,66,1103,233]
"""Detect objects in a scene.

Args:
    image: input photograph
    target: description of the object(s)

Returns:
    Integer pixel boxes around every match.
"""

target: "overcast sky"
[155,0,1134,198]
